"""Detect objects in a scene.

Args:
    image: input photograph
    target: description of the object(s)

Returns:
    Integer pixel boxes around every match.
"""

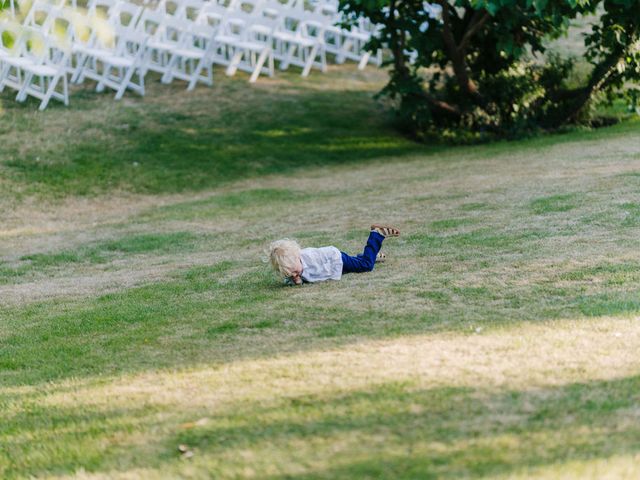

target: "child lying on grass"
[269,225,400,285]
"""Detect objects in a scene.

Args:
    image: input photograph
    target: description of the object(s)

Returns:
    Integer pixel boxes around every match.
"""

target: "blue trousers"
[341,231,384,274]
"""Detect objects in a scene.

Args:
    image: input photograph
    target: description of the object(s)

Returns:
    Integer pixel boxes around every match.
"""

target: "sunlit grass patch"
[3,318,640,479]
[530,193,581,215]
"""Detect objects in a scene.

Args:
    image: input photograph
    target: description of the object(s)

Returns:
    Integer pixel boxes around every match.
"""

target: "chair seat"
[214,34,238,45]
[74,45,113,57]
[250,25,272,36]
[96,54,135,67]
[237,40,268,51]
[148,40,177,51]
[348,30,370,41]
[3,56,34,68]
[22,63,58,76]
[274,32,315,47]
[172,47,204,59]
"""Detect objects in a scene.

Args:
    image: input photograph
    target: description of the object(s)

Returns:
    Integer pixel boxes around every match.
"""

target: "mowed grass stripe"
[2,318,640,479]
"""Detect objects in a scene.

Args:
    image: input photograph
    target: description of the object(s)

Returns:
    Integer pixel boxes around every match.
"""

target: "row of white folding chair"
[12,0,373,103]
[257,1,326,76]
[153,0,371,74]
[0,21,69,109]
[259,0,380,68]
[230,0,378,69]
[96,0,379,70]
[118,0,273,83]
[20,0,148,98]
[211,0,275,81]
[109,0,371,76]
[192,0,321,77]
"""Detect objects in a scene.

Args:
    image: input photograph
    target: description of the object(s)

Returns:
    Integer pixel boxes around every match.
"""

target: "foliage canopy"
[340,0,640,140]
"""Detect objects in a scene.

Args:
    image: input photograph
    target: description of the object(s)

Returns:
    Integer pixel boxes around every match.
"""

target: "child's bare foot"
[371,224,400,237]
[376,252,386,262]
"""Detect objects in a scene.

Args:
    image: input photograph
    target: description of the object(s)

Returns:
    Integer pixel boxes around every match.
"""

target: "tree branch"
[458,11,491,53]
[435,0,485,103]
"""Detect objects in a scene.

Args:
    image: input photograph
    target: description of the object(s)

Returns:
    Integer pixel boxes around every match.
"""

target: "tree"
[340,0,640,141]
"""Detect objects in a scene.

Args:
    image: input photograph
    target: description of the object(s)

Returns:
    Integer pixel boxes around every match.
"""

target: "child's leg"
[341,231,384,274]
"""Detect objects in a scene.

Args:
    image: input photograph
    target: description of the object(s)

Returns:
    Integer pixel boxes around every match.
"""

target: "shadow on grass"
[3,376,640,478]
[186,376,640,479]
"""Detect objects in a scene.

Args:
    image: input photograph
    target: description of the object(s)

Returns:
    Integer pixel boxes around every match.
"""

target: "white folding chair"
[0,20,27,95]
[136,9,175,76]
[73,25,147,99]
[6,27,70,109]
[107,1,144,31]
[331,15,381,69]
[266,4,326,76]
[161,22,216,89]
[87,0,119,20]
[22,1,62,29]
[195,1,228,29]
[214,0,274,82]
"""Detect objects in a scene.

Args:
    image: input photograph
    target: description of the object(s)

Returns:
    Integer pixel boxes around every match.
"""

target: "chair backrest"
[195,2,228,29]
[64,9,94,44]
[257,0,284,21]
[23,1,61,29]
[109,1,143,30]
[228,0,263,15]
[161,16,190,46]
[158,0,204,21]
[44,10,74,47]
[136,9,165,37]
[87,0,118,20]
[157,0,181,16]
[21,26,67,65]
[0,20,23,55]
[276,8,323,35]
[179,0,206,21]
[112,25,146,57]
[183,21,215,45]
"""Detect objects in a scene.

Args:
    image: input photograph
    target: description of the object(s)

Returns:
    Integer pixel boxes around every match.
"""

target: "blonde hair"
[269,239,302,278]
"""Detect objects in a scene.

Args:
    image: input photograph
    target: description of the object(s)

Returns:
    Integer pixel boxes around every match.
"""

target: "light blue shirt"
[300,246,343,283]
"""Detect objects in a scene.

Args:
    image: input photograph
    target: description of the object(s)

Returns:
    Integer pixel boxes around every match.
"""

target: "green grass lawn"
[1,65,640,479]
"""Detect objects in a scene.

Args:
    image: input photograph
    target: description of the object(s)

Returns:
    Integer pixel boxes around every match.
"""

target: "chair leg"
[63,73,69,106]
[358,51,371,70]
[161,54,178,84]
[249,48,269,83]
[0,64,9,92]
[301,44,317,77]
[96,63,110,93]
[226,50,243,77]
[280,43,295,70]
[39,75,58,111]
[337,39,351,64]
[188,56,211,91]
[16,71,33,102]
[115,65,136,100]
